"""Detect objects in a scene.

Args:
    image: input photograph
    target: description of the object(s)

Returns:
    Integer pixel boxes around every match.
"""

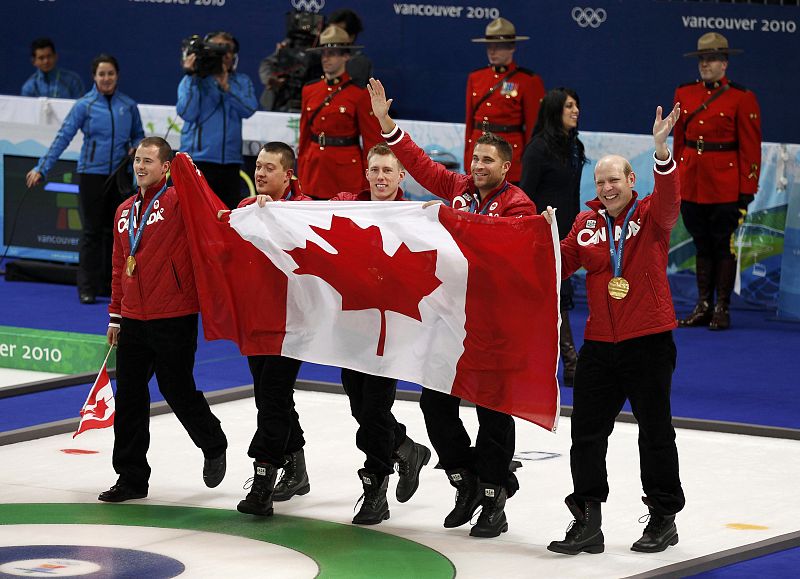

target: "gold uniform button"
[321,116,325,120]
[472,92,477,97]
[306,107,311,111]
[699,120,704,125]
[352,159,357,163]
[486,102,492,107]
[729,163,734,167]
[720,112,725,116]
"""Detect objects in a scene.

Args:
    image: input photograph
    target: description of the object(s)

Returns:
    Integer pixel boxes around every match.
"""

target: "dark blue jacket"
[34,85,144,177]
[176,72,257,165]
[22,67,85,99]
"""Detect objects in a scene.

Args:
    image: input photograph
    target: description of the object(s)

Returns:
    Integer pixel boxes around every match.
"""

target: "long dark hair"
[530,87,587,167]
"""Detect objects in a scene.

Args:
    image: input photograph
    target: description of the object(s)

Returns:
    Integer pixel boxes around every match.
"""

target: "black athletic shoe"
[203,451,226,488]
[98,482,147,503]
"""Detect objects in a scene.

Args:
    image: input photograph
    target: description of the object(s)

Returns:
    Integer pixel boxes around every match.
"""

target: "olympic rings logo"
[571,7,607,28]
[291,0,325,13]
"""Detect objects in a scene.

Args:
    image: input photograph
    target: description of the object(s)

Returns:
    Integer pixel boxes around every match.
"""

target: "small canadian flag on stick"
[73,347,116,438]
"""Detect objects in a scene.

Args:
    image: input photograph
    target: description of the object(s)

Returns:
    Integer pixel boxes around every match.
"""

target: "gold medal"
[126,255,136,277]
[607,276,629,299]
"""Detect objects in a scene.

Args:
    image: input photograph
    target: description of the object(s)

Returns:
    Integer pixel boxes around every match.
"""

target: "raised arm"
[653,102,680,161]
[651,103,682,231]
[367,77,396,134]
[368,77,465,201]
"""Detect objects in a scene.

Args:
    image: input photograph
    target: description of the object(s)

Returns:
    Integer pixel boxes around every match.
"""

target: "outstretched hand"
[653,102,680,145]
[367,78,392,120]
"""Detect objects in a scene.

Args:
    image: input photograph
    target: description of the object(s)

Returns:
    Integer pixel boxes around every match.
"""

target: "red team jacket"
[673,76,761,204]
[298,73,383,199]
[384,125,536,217]
[109,179,199,322]
[561,154,681,343]
[464,62,545,183]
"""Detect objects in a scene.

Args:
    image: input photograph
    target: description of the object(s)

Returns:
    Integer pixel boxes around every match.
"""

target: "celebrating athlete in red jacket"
[369,76,536,540]
[101,137,227,504]
[548,104,685,557]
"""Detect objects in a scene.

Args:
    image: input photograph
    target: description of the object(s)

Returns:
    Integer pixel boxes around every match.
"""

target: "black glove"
[738,193,754,212]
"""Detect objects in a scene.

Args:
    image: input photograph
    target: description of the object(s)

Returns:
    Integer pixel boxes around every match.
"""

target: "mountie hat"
[471,17,530,43]
[307,25,363,52]
[683,32,743,57]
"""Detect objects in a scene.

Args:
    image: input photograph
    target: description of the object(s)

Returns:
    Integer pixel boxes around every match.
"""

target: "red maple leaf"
[286,215,442,356]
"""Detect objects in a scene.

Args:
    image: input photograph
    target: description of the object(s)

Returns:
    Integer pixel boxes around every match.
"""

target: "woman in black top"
[520,87,587,386]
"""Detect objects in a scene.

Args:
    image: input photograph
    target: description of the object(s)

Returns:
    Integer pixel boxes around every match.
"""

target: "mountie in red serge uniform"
[298,72,382,199]
[673,76,761,204]
[464,62,544,183]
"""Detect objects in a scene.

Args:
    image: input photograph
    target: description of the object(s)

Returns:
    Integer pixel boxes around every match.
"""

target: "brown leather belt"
[685,139,738,154]
[474,120,524,133]
[311,132,359,147]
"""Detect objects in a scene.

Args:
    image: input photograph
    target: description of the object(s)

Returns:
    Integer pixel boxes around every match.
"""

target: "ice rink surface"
[2,390,799,578]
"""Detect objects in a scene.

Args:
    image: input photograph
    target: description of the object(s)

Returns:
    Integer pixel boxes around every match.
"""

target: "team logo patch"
[586,219,596,229]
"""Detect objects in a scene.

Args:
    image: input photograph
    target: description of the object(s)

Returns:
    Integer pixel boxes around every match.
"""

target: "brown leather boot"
[679,256,714,327]
[709,258,736,331]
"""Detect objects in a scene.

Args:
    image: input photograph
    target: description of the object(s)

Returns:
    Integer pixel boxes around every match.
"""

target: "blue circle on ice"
[0,545,184,578]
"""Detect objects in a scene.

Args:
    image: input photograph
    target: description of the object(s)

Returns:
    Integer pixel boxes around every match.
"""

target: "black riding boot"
[237,461,278,516]
[547,496,604,555]
[631,498,679,553]
[679,256,714,327]
[560,309,578,387]
[469,482,509,538]
[443,468,482,528]
[393,435,431,503]
[273,449,310,502]
[709,258,736,331]
[352,469,390,525]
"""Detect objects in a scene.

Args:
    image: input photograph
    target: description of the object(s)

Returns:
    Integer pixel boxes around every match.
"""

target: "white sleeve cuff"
[381,125,404,145]
[653,149,676,174]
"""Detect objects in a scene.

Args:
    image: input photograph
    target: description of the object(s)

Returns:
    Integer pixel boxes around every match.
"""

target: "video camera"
[181,35,229,78]
[261,11,325,111]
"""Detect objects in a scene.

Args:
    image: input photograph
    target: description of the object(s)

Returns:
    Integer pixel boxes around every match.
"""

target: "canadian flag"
[171,153,561,431]
[73,352,115,438]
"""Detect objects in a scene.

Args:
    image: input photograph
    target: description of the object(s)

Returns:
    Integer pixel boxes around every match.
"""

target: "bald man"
[546,104,686,556]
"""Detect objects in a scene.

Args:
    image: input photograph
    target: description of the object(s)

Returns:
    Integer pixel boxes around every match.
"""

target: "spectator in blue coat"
[22,38,84,99]
[27,54,144,304]
[177,31,258,209]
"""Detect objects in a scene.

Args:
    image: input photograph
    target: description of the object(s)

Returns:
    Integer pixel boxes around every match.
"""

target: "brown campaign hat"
[307,25,363,52]
[684,32,743,57]
[471,17,530,43]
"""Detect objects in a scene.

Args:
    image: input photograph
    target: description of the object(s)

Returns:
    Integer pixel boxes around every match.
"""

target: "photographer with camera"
[258,11,324,112]
[177,31,257,209]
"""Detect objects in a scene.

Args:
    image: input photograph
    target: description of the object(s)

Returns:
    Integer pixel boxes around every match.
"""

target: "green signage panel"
[0,326,114,374]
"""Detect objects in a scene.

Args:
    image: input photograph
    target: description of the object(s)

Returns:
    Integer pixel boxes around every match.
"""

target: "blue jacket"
[176,72,257,165]
[34,85,145,177]
[22,67,85,99]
